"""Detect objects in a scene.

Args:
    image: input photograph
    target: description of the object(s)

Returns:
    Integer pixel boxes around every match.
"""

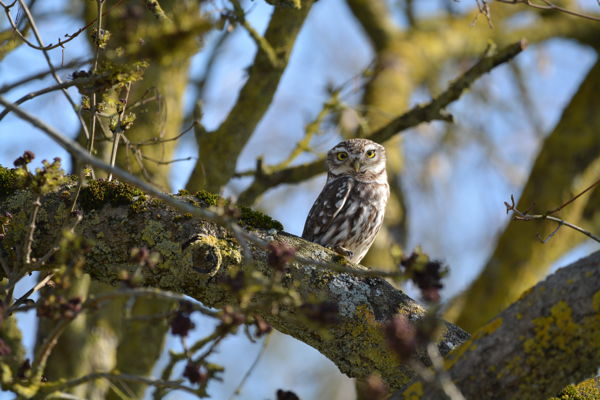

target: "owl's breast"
[319,179,389,263]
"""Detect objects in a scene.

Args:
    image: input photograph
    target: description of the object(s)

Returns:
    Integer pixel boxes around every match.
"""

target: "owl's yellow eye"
[365,150,376,158]
[336,152,348,161]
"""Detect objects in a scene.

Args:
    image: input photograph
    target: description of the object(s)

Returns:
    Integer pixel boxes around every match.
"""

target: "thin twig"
[426,342,466,400]
[6,272,54,315]
[496,0,600,22]
[0,0,92,51]
[140,154,195,165]
[23,195,41,266]
[228,0,280,68]
[0,59,90,94]
[228,331,272,400]
[108,82,132,181]
[8,0,92,142]
[88,288,218,317]
[134,122,195,146]
[504,195,600,243]
[0,77,95,122]
[548,176,600,214]
[87,0,106,179]
[31,317,72,381]
[49,372,202,396]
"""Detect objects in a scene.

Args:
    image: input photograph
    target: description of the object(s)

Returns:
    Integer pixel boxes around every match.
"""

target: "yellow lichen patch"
[497,299,600,398]
[140,220,166,248]
[523,301,577,355]
[334,305,412,388]
[402,381,424,400]
[516,312,523,320]
[476,317,503,337]
[592,290,600,312]
[498,354,523,380]
[445,317,502,369]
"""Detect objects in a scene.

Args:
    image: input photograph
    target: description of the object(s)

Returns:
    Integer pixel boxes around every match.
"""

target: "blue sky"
[1,0,599,399]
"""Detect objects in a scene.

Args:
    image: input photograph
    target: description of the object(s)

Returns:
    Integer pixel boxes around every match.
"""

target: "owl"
[302,138,389,264]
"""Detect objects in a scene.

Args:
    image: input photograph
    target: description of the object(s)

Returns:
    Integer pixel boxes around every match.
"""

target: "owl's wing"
[302,176,353,242]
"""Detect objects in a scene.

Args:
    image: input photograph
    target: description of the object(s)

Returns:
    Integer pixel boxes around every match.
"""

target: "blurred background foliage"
[1,0,599,398]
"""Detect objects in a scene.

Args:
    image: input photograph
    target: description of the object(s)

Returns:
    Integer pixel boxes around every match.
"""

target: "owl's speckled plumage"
[302,138,389,263]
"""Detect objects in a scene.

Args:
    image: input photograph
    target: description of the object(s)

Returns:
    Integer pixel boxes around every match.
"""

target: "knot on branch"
[183,234,223,276]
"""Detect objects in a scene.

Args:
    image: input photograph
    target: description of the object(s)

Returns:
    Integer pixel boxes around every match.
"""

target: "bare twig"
[108,82,132,181]
[0,0,93,51]
[504,194,600,243]
[0,77,95,122]
[6,272,54,315]
[140,154,195,165]
[23,195,41,267]
[496,0,600,22]
[549,176,600,214]
[425,342,466,400]
[31,317,72,381]
[87,0,106,178]
[228,331,272,400]
[134,122,195,146]
[0,59,90,94]
[49,372,202,396]
[5,0,92,142]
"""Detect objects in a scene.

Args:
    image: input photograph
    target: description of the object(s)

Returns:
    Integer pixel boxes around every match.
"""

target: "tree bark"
[394,250,600,400]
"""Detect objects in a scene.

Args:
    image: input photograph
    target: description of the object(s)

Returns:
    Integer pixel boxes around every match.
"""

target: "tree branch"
[0,180,468,390]
[186,1,316,193]
[238,40,527,204]
[393,250,600,399]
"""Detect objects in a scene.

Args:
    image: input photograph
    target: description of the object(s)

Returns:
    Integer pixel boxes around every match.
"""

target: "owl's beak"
[352,160,361,173]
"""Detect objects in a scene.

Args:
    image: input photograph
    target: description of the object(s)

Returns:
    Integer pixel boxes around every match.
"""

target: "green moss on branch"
[79,179,145,211]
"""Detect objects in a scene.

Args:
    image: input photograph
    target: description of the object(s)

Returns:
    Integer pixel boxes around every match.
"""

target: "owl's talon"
[330,245,353,260]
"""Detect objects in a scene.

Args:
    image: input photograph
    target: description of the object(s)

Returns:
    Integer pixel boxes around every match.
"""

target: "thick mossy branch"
[0,180,466,390]
[2,181,599,393]
[549,378,600,400]
[394,251,600,400]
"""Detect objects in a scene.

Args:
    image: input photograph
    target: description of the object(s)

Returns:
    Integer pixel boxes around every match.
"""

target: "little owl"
[302,138,389,263]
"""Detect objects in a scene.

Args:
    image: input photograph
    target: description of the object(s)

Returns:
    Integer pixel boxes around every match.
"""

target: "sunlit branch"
[237,40,528,204]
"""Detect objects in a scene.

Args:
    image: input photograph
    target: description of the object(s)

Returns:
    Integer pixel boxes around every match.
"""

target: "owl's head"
[326,138,387,179]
